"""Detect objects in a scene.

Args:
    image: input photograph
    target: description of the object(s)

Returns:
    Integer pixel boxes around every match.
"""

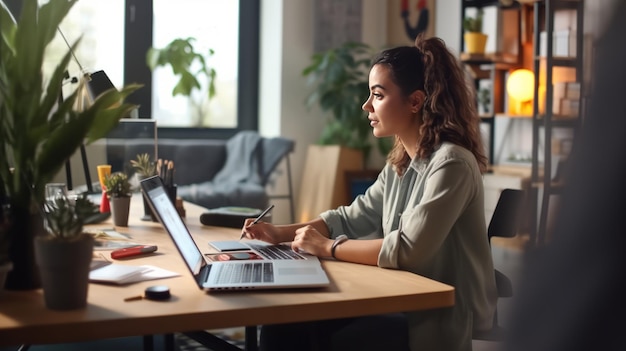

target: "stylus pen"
[240,204,274,240]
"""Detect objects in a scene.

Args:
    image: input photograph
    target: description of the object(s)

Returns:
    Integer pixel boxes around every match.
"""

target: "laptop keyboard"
[247,243,306,260]
[214,262,274,284]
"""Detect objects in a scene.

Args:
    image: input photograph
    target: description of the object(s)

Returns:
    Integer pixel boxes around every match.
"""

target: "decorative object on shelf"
[478,86,492,115]
[387,0,435,46]
[506,68,535,115]
[35,194,96,310]
[0,0,141,290]
[104,172,132,227]
[146,37,216,127]
[131,153,158,221]
[302,41,392,166]
[463,8,488,54]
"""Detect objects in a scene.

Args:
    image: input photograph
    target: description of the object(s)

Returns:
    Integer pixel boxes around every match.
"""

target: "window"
[30,0,259,139]
[152,0,239,129]
[125,0,260,139]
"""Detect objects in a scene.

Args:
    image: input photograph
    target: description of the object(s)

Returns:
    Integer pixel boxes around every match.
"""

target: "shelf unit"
[529,0,585,245]
[460,0,524,165]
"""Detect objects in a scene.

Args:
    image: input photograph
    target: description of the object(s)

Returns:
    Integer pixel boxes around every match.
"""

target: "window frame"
[4,0,259,140]
[125,0,259,140]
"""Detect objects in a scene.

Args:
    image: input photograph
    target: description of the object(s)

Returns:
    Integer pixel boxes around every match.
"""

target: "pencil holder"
[165,184,177,204]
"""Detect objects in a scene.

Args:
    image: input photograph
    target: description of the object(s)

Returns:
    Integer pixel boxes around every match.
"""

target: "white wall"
[435,0,461,54]
[258,0,390,223]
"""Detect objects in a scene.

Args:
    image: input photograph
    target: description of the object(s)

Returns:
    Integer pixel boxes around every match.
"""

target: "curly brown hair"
[372,35,488,175]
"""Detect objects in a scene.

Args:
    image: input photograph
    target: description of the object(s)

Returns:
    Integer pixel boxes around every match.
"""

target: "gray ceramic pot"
[110,196,131,227]
[34,234,94,310]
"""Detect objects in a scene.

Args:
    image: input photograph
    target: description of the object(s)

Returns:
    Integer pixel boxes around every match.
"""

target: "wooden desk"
[0,196,454,348]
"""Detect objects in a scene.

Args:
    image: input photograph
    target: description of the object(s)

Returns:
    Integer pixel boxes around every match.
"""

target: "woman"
[243,35,497,351]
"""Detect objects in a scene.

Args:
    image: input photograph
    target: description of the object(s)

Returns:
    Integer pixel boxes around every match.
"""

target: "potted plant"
[302,41,393,162]
[0,0,141,289]
[34,194,96,309]
[130,153,157,179]
[463,8,488,55]
[104,172,132,227]
[130,153,157,220]
[146,37,217,126]
[299,42,393,216]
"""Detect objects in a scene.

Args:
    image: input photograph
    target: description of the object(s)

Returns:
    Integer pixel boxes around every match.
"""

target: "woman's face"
[362,64,421,143]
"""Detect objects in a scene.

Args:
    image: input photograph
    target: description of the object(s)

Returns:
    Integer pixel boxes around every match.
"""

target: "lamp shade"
[506,69,535,102]
[87,70,117,102]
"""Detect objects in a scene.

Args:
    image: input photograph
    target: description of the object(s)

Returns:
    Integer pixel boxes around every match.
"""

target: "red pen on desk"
[111,245,158,259]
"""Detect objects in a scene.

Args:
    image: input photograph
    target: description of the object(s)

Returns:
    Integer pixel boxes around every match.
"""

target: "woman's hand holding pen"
[240,220,284,244]
[241,205,294,244]
[241,220,332,256]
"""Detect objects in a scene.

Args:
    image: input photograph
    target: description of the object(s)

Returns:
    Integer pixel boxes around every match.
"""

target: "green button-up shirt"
[321,142,497,351]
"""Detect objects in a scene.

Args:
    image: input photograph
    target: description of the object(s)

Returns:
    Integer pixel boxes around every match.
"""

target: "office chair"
[473,188,525,341]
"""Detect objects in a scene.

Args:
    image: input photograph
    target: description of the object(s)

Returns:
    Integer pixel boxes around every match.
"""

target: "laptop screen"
[144,178,205,275]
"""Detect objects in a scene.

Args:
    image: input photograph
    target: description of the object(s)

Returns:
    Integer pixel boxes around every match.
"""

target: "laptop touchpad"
[279,267,318,275]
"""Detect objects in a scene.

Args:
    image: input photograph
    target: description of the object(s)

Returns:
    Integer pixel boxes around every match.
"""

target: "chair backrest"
[260,137,296,222]
[473,188,525,341]
[488,189,525,241]
[259,137,295,186]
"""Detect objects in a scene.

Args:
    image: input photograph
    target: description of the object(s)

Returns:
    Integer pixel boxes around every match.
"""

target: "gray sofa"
[105,131,294,211]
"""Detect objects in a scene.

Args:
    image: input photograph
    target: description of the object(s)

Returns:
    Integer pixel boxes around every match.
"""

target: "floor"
[1,237,527,351]
[473,235,528,351]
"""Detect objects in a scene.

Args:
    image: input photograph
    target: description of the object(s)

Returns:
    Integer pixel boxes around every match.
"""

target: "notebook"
[140,175,330,291]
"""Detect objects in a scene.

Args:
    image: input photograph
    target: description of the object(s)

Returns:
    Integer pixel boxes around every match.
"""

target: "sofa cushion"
[106,138,226,186]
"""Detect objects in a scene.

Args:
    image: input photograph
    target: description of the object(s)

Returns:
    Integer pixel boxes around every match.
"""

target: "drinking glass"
[45,183,68,202]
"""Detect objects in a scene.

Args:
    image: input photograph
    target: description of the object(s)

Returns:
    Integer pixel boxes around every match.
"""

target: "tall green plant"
[146,37,216,126]
[302,42,392,161]
[0,0,141,251]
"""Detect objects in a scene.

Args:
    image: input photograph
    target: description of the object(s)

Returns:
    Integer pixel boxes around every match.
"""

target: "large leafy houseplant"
[0,0,141,289]
[146,37,216,126]
[302,42,392,163]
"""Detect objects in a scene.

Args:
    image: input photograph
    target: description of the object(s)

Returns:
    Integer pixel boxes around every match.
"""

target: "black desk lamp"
[57,29,119,193]
[65,70,118,193]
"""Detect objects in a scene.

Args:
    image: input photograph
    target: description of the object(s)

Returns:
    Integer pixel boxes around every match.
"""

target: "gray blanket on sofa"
[177,131,269,210]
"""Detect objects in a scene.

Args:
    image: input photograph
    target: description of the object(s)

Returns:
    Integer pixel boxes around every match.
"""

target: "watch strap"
[331,234,348,259]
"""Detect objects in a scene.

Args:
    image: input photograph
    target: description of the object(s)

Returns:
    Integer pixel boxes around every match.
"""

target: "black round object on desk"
[144,285,171,300]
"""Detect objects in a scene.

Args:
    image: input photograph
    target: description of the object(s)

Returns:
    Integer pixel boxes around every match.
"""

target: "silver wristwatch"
[331,234,348,259]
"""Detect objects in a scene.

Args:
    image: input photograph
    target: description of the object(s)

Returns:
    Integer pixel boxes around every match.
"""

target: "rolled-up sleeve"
[320,169,386,240]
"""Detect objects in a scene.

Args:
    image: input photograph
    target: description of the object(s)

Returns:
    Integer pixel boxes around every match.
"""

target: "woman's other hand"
[292,225,333,257]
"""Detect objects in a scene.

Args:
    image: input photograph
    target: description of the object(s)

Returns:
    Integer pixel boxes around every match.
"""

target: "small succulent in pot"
[463,8,484,33]
[44,196,85,240]
[130,153,157,177]
[43,195,95,240]
[103,172,132,199]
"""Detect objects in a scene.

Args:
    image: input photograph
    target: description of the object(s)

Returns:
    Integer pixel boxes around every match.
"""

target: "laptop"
[140,176,330,291]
